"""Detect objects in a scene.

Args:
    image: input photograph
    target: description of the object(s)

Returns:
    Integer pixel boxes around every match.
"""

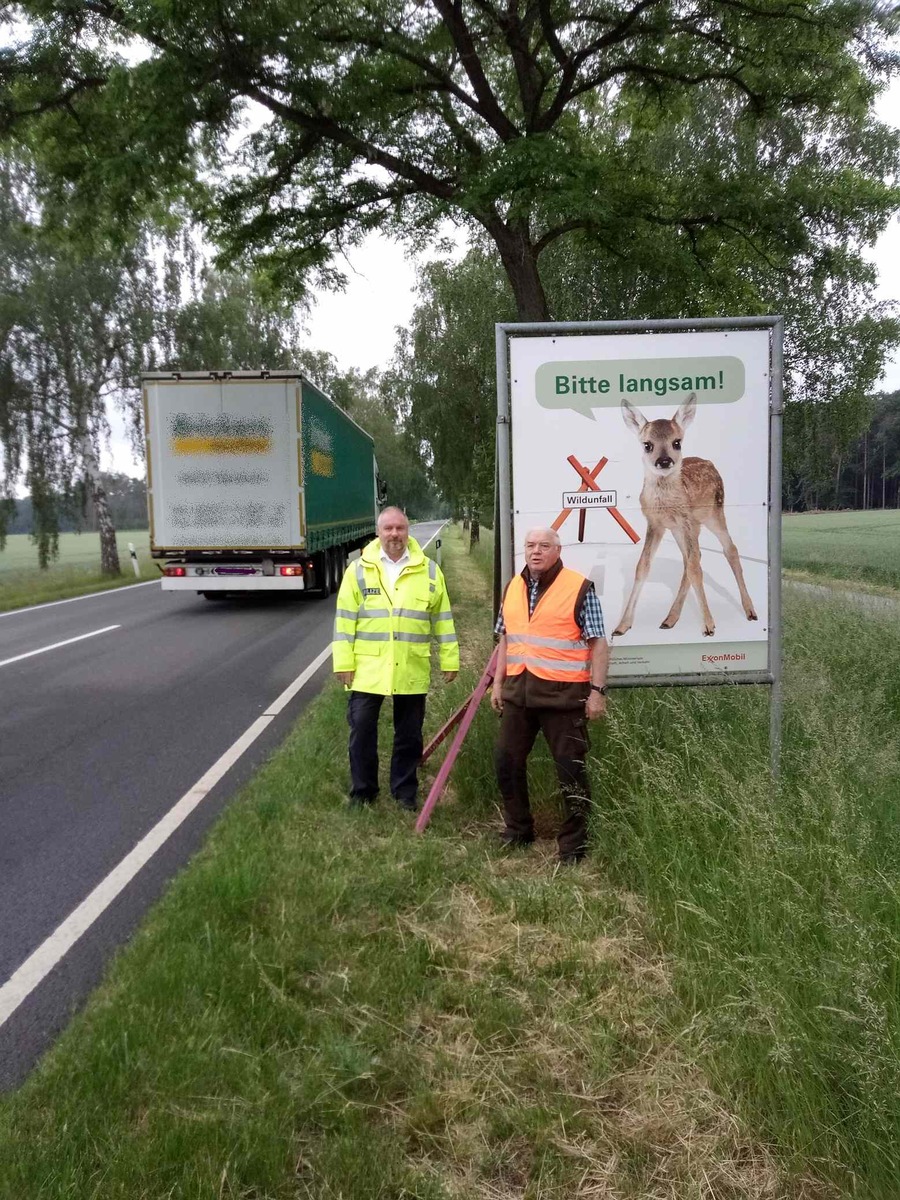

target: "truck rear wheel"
[308,551,333,598]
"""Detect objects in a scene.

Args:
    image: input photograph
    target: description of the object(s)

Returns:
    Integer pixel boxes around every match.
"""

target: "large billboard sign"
[500,320,782,686]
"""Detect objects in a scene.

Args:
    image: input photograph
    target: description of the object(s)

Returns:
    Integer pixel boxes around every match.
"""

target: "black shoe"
[499,829,534,848]
[394,795,418,812]
[558,850,586,865]
[347,795,376,810]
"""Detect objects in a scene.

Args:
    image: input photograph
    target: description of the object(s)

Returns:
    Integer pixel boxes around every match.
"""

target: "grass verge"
[0,531,154,613]
[0,524,810,1200]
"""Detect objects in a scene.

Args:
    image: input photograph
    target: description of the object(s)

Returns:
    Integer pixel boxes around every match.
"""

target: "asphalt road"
[0,520,445,1089]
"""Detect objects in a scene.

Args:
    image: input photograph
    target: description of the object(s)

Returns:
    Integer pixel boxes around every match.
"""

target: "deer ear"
[674,393,696,431]
[622,399,647,435]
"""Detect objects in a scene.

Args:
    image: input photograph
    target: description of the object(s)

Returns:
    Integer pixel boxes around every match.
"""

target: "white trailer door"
[147,378,301,550]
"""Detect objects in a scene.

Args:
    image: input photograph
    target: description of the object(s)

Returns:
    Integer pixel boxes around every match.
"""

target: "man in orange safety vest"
[490,527,609,863]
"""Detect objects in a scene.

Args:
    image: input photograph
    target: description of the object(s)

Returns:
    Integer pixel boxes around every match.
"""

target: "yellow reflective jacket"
[332,536,459,695]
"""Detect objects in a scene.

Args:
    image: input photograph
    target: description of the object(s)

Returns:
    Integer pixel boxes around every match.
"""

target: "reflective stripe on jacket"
[332,536,459,695]
[503,567,590,682]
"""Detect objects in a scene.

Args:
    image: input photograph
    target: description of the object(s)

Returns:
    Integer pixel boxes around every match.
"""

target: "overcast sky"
[100,74,900,477]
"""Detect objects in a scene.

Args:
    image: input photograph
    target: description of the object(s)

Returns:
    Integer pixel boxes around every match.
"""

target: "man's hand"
[490,681,504,713]
[442,671,458,683]
[336,671,355,687]
[586,690,608,721]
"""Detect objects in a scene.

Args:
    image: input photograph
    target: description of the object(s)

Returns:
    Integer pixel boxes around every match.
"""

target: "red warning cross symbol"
[552,455,641,544]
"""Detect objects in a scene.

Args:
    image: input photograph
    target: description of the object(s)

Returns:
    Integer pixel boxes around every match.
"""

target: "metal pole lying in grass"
[416,647,498,834]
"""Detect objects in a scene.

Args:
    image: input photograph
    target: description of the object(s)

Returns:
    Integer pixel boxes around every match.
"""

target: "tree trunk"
[487,217,550,321]
[81,434,121,576]
[862,432,868,510]
[469,516,480,548]
[93,478,121,577]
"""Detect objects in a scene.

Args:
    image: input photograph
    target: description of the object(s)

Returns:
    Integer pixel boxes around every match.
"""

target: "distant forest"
[6,473,147,536]
[786,389,900,512]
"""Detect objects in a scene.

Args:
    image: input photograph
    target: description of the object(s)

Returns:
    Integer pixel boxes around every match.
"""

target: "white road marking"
[416,521,447,551]
[0,579,158,620]
[0,625,121,670]
[0,643,332,1031]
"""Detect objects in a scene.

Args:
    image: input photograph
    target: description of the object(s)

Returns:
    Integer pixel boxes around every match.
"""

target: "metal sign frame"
[495,316,784,774]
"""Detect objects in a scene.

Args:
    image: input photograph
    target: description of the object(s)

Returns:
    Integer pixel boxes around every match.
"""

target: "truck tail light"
[164,566,187,577]
[279,565,304,577]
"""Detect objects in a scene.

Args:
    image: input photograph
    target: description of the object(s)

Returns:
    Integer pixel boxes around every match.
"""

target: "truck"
[142,370,382,598]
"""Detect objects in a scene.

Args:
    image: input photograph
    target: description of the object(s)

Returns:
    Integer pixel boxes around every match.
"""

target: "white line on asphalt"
[0,643,332,1031]
[0,579,158,621]
[0,625,122,670]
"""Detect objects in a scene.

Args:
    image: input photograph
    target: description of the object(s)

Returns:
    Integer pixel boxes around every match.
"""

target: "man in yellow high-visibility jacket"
[333,508,459,811]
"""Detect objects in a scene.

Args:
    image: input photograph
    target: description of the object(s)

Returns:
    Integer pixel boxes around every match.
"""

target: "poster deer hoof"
[703,625,715,637]
[747,610,758,621]
[612,623,630,638]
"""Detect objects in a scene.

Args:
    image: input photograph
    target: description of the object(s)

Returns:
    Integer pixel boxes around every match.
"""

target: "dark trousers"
[494,702,592,858]
[347,691,427,802]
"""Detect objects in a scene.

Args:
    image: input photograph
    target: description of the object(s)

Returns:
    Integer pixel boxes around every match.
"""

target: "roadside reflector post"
[435,537,442,567]
[128,542,141,578]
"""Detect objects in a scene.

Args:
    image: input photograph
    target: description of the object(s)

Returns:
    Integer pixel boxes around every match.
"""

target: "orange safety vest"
[503,568,591,682]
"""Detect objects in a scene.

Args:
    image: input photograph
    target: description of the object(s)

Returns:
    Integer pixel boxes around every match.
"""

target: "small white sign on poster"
[507,327,772,680]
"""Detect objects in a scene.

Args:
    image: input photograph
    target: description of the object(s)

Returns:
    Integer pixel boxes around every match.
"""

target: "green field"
[783,509,900,590]
[3,525,900,1195]
[0,530,153,611]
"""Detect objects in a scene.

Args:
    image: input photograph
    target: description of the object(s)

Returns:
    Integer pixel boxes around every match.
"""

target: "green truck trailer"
[142,371,383,598]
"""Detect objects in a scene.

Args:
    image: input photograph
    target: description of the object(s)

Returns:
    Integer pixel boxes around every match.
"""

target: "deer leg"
[660,561,691,629]
[613,524,664,637]
[672,524,715,636]
[705,511,757,620]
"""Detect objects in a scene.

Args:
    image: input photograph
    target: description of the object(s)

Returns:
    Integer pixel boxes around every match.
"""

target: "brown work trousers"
[494,701,592,858]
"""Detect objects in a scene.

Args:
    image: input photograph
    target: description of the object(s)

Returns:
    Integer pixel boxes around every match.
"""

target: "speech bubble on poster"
[535,355,745,419]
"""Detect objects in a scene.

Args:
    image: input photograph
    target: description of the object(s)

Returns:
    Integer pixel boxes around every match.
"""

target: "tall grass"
[442,531,900,1193]
[598,594,900,1193]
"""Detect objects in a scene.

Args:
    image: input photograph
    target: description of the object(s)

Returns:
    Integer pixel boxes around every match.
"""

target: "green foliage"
[2,0,898,320]
[386,249,514,519]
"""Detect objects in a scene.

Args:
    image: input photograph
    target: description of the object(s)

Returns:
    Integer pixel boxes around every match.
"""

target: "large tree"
[0,157,163,570]
[2,0,898,321]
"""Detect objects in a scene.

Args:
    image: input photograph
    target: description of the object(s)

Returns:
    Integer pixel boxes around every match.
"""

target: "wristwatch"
[590,684,608,696]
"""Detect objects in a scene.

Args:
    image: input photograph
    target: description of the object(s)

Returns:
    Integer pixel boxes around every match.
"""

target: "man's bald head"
[523,527,561,578]
[377,506,410,562]
[377,506,409,532]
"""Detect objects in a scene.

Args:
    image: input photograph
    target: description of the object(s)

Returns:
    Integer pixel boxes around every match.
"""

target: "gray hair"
[524,527,561,547]
[377,506,409,529]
